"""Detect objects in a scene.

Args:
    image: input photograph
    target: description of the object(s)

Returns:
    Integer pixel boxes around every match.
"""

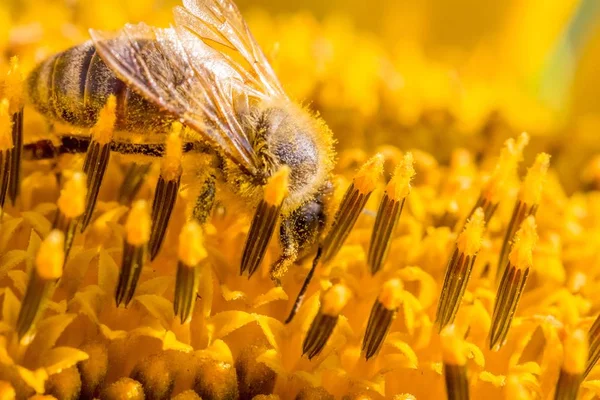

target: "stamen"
[118,163,152,205]
[302,284,351,359]
[436,208,485,331]
[554,329,587,400]
[489,216,537,351]
[584,314,600,378]
[53,172,87,261]
[496,153,549,281]
[463,133,529,227]
[174,220,207,324]
[149,124,183,260]
[321,153,384,264]
[240,166,290,279]
[368,152,415,275]
[80,95,116,232]
[362,279,402,360]
[115,200,150,307]
[5,57,24,205]
[440,325,469,400]
[16,230,65,340]
[0,99,13,219]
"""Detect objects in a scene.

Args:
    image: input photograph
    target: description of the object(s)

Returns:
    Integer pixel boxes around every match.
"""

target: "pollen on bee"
[554,329,587,400]
[302,284,351,359]
[362,278,402,360]
[174,220,206,323]
[16,230,65,340]
[496,153,549,281]
[149,124,183,260]
[489,216,537,351]
[240,166,291,279]
[116,200,151,307]
[440,325,469,400]
[368,152,415,275]
[436,208,485,331]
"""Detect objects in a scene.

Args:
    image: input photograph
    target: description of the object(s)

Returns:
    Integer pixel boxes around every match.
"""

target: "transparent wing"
[175,0,286,98]
[90,23,263,174]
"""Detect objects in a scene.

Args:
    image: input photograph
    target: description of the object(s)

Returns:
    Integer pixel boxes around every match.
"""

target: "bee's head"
[254,104,334,214]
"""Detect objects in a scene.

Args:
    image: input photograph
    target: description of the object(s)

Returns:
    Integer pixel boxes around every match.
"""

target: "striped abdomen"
[27,41,175,133]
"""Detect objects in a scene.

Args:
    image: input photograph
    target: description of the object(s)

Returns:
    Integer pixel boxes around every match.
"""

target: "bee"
[25,0,335,283]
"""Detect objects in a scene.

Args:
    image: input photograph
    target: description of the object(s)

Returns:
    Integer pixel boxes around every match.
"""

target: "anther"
[584,314,600,378]
[368,152,414,275]
[0,99,14,219]
[115,200,150,307]
[321,153,384,264]
[118,163,152,205]
[362,279,402,360]
[174,220,207,323]
[463,133,529,227]
[303,284,351,359]
[4,57,24,205]
[80,95,116,231]
[240,166,290,279]
[149,124,183,260]
[440,325,469,400]
[436,208,485,331]
[496,153,549,281]
[489,216,537,351]
[53,172,87,262]
[16,230,65,340]
[554,329,587,400]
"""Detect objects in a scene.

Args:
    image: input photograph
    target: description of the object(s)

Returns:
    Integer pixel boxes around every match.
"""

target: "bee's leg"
[270,194,328,285]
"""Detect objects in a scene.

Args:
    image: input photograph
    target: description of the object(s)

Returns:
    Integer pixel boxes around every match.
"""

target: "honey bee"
[26,0,335,281]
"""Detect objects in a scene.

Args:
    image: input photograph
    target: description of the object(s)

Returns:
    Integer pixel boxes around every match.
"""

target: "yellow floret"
[379,278,403,310]
[178,220,207,266]
[161,123,183,181]
[508,216,538,270]
[321,284,352,316]
[519,153,550,205]
[91,95,116,145]
[264,165,290,206]
[0,98,12,151]
[456,207,485,256]
[354,153,384,195]
[35,230,65,280]
[386,152,415,201]
[57,172,87,219]
[126,200,151,246]
[440,324,467,366]
[563,329,588,375]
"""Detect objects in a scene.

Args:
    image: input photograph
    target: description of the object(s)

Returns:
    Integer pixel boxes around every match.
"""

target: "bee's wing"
[173,0,286,98]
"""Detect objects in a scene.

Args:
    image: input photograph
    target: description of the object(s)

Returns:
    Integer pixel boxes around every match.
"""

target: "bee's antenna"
[285,246,322,324]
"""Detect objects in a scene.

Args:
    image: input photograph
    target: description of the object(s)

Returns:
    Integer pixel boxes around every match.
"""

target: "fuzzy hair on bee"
[23,0,336,282]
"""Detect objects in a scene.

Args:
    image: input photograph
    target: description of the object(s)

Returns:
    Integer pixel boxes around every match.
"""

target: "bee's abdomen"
[27,41,174,132]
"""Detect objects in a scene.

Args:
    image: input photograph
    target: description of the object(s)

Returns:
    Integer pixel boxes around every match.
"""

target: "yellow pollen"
[161,123,183,181]
[563,329,587,374]
[440,324,466,365]
[483,134,528,203]
[508,216,537,270]
[354,153,384,195]
[126,200,151,246]
[57,172,87,219]
[0,381,16,400]
[378,278,403,310]
[321,284,352,316]
[0,99,13,151]
[519,153,550,205]
[178,220,207,267]
[5,57,24,113]
[456,207,485,256]
[264,166,290,206]
[91,95,117,145]
[386,152,415,201]
[35,230,65,280]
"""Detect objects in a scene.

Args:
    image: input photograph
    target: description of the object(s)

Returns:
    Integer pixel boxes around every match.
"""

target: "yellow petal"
[42,347,89,375]
[7,271,27,296]
[385,335,418,369]
[478,371,506,387]
[16,367,47,394]
[0,250,27,279]
[163,330,193,353]
[135,295,175,328]
[26,314,77,359]
[220,285,246,302]
[207,311,255,342]
[0,218,23,253]
[21,212,51,239]
[465,343,485,368]
[97,250,119,295]
[99,324,126,341]
[137,277,173,297]
[195,339,233,364]
[2,287,19,328]
[254,315,283,351]
[252,286,288,309]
